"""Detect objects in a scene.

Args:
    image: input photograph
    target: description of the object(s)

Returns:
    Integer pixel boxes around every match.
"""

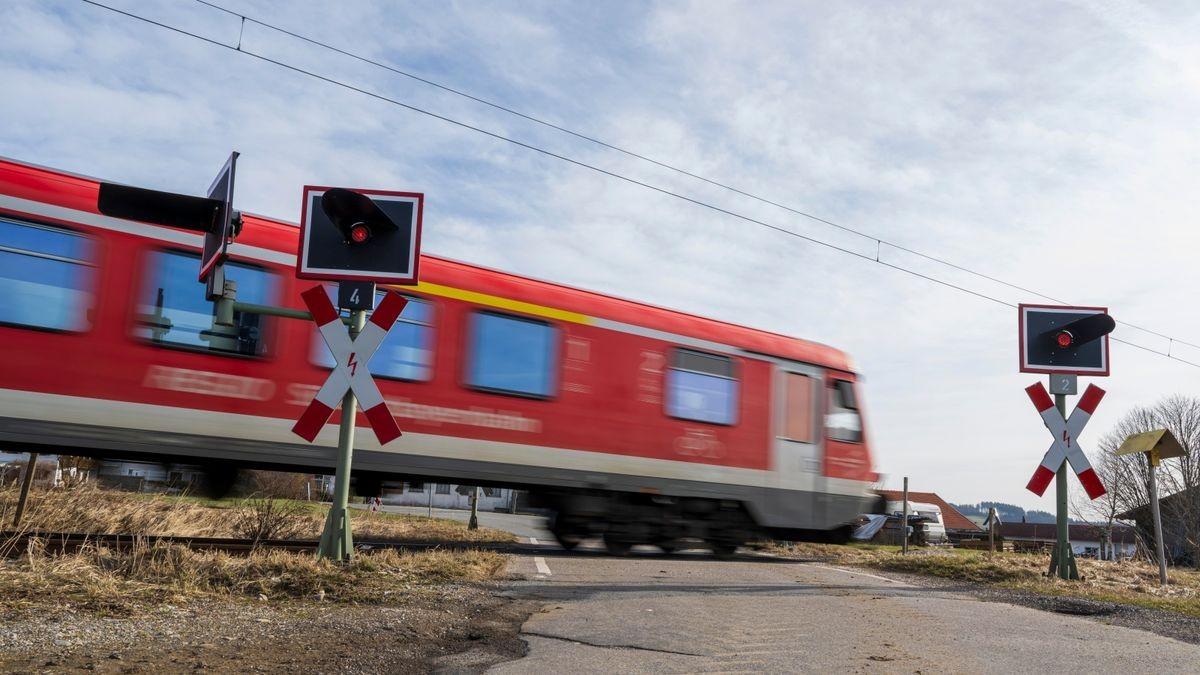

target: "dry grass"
[0,485,514,616]
[769,542,1200,617]
[1,538,508,615]
[0,484,516,543]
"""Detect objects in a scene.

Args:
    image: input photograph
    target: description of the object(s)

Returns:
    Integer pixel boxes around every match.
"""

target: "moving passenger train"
[0,156,880,554]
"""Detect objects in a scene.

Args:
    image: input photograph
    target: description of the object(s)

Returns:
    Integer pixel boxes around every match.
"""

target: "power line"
[191,0,1200,353]
[78,0,1199,369]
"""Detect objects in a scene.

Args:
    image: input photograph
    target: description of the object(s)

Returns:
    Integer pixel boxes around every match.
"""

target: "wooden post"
[468,486,480,530]
[1148,451,1168,586]
[988,507,999,553]
[13,452,39,527]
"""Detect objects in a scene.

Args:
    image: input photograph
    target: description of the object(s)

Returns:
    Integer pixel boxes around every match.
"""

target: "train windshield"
[825,379,862,443]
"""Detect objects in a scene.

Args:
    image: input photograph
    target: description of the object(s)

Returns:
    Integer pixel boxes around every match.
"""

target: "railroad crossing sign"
[1024,382,1107,500]
[1018,304,1115,376]
[297,186,424,284]
[291,286,406,444]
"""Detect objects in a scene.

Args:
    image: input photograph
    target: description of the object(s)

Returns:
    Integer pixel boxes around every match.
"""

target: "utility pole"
[13,452,39,527]
[901,476,909,554]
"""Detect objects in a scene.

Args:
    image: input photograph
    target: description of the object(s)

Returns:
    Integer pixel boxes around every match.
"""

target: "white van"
[885,500,949,545]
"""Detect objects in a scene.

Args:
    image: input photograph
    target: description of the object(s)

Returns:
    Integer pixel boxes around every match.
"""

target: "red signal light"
[1055,331,1074,349]
[349,223,372,244]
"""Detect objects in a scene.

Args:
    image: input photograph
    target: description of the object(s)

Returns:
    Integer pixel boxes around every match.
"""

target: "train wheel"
[553,530,583,551]
[603,534,632,556]
[710,541,738,559]
[826,524,853,545]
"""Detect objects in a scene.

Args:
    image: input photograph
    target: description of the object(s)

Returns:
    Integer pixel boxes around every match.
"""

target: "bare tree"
[1089,396,1200,566]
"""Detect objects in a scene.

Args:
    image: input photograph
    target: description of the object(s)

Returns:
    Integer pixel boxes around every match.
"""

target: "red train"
[0,156,879,553]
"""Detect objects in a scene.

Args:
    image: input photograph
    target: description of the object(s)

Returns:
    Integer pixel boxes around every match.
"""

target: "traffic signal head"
[297,186,424,284]
[320,188,398,246]
[96,151,239,297]
[1019,304,1115,376]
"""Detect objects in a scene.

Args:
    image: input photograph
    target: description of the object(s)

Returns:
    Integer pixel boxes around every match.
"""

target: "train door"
[769,362,824,530]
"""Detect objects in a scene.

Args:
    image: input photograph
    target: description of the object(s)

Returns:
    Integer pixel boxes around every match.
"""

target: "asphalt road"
[419,511,1200,673]
[357,508,1200,671]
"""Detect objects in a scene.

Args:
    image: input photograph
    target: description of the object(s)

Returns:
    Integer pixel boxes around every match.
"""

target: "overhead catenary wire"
[78,0,1200,369]
[192,0,1200,353]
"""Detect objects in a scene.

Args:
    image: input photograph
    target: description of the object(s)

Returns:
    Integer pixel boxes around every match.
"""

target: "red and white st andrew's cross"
[1024,382,1106,500]
[291,286,405,444]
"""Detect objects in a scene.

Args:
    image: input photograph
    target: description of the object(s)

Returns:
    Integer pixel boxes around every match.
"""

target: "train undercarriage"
[535,489,762,557]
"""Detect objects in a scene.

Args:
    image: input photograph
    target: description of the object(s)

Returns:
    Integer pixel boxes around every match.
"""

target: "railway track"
[0,531,525,556]
[0,531,810,562]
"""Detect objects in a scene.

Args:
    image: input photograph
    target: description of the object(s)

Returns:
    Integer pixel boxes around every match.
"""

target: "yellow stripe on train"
[388,280,594,325]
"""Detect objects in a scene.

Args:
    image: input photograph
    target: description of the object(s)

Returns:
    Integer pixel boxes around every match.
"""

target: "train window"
[666,349,738,425]
[826,379,863,443]
[465,311,558,398]
[136,250,277,356]
[310,290,434,381]
[780,373,814,442]
[0,217,94,332]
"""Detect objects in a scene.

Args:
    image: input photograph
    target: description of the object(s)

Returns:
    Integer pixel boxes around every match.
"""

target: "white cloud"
[2,0,1199,511]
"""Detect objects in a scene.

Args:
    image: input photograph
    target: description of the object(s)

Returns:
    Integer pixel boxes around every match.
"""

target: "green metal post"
[316,309,366,562]
[1051,392,1079,580]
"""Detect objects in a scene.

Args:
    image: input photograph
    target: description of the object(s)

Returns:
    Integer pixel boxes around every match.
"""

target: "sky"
[2,0,1199,512]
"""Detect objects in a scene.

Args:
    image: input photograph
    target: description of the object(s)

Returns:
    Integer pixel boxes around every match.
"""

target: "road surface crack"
[523,632,705,657]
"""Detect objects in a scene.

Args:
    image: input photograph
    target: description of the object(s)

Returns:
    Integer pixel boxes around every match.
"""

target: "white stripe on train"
[0,388,869,497]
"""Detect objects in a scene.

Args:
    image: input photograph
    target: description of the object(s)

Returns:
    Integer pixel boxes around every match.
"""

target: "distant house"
[0,455,61,487]
[380,482,515,511]
[997,522,1138,560]
[1117,486,1200,566]
[876,490,982,540]
[96,460,205,492]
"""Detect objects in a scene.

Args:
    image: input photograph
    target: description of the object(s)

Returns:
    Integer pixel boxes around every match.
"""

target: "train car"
[0,156,880,554]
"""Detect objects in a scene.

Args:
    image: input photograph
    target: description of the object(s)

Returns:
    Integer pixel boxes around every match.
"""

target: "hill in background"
[952,501,1059,524]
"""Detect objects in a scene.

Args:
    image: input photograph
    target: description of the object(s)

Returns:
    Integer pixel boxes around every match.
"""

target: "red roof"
[876,490,981,531]
[998,523,1139,544]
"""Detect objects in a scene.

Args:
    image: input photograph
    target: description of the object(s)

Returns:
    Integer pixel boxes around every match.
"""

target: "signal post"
[96,156,424,563]
[1018,305,1116,580]
[294,186,424,561]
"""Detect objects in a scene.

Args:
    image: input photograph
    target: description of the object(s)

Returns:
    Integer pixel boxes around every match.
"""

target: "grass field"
[770,541,1200,618]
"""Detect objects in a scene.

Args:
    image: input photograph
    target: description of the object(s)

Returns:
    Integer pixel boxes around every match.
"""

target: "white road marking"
[534,556,552,576]
[809,565,903,585]
[529,537,539,545]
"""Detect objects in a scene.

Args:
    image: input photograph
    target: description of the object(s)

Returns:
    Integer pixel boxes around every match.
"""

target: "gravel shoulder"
[0,583,539,674]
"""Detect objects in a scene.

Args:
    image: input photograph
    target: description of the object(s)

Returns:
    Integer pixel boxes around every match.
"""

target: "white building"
[382,482,515,511]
